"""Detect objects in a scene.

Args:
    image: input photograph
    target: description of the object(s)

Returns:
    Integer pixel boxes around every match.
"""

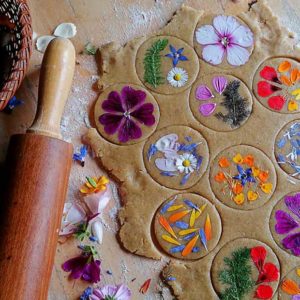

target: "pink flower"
[90,284,131,300]
[195,15,254,66]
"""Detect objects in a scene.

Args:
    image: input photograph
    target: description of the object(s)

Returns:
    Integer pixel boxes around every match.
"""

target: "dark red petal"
[62,255,87,272]
[99,113,124,135]
[255,285,273,299]
[131,103,155,126]
[257,81,280,97]
[102,91,124,113]
[121,86,146,111]
[251,246,266,272]
[257,263,279,283]
[268,95,286,111]
[118,118,142,143]
[260,66,279,82]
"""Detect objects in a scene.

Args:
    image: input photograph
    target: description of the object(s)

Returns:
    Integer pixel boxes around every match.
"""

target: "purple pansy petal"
[99,113,124,135]
[70,265,86,279]
[102,91,124,113]
[202,44,225,65]
[282,232,300,256]
[62,256,87,272]
[195,25,219,45]
[285,193,300,219]
[199,102,217,116]
[121,86,146,111]
[275,210,299,234]
[230,24,254,48]
[212,76,227,94]
[213,15,240,36]
[292,296,300,300]
[82,260,100,283]
[131,103,155,126]
[195,85,214,100]
[226,44,250,66]
[118,118,142,143]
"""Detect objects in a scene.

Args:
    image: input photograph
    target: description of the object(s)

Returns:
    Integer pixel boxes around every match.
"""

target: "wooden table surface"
[0,0,299,299]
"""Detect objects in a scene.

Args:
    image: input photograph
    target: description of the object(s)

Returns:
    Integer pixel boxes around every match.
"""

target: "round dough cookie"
[189,73,253,131]
[211,238,280,300]
[143,125,209,190]
[153,193,222,260]
[210,145,276,210]
[94,83,160,145]
[278,266,300,299]
[270,192,300,257]
[253,57,300,113]
[136,35,199,95]
[275,120,300,180]
[194,14,254,69]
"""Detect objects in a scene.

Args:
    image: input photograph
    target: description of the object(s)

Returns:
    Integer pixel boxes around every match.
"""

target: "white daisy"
[175,153,197,174]
[167,67,188,88]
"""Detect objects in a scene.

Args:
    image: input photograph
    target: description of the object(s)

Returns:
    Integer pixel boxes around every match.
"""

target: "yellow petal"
[190,209,196,227]
[233,153,243,164]
[288,100,299,112]
[247,190,258,201]
[296,268,300,277]
[167,205,184,212]
[195,204,207,219]
[162,235,181,245]
[278,60,291,73]
[178,228,199,236]
[261,182,273,194]
[233,193,245,205]
[252,166,260,177]
[291,88,300,96]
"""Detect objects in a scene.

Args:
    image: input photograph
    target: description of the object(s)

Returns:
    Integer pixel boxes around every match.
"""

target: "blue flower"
[3,96,24,113]
[165,45,188,67]
[73,145,88,167]
[80,287,93,300]
[233,165,256,186]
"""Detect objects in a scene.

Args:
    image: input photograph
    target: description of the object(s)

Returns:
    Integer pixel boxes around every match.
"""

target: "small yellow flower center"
[174,73,181,81]
[182,159,191,167]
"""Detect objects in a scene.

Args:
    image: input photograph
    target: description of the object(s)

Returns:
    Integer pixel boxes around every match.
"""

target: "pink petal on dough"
[230,24,254,48]
[83,185,111,214]
[202,44,225,65]
[213,15,240,36]
[212,76,227,94]
[195,25,219,45]
[199,103,217,116]
[195,85,214,100]
[226,44,250,66]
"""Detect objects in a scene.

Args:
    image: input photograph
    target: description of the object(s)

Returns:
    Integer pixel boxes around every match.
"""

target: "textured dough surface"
[86,2,300,299]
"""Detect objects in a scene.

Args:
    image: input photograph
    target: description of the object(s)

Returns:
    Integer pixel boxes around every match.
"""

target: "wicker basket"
[0,0,32,111]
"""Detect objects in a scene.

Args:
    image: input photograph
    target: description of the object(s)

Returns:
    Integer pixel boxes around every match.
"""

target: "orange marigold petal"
[281,279,300,295]
[232,182,243,195]
[204,214,212,241]
[291,69,299,83]
[258,171,269,183]
[169,210,190,223]
[159,215,177,239]
[280,75,292,86]
[219,157,230,168]
[278,61,291,73]
[182,235,199,257]
[243,155,254,167]
[215,172,226,182]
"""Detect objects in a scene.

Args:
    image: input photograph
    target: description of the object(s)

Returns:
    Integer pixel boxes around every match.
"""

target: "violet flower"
[62,246,101,283]
[165,45,188,67]
[195,15,254,66]
[90,284,131,300]
[232,165,255,186]
[99,86,155,143]
[282,232,300,256]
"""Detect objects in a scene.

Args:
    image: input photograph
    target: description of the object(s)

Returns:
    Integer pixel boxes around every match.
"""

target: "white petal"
[54,23,77,38]
[226,44,250,66]
[202,44,225,65]
[195,25,219,45]
[84,186,111,214]
[155,158,177,172]
[231,25,253,47]
[91,220,103,244]
[36,35,55,53]
[155,134,178,152]
[213,15,240,36]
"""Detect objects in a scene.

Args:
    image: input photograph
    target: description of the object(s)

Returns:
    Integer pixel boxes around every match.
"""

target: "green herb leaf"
[83,42,97,55]
[218,247,255,300]
[86,176,97,188]
[143,39,168,88]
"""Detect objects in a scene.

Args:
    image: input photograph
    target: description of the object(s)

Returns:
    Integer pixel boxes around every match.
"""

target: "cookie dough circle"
[278,266,300,299]
[270,192,300,257]
[253,57,300,114]
[136,35,199,95]
[94,83,160,145]
[274,120,300,180]
[210,145,276,210]
[211,238,280,299]
[143,125,209,190]
[194,14,254,69]
[189,73,253,131]
[153,193,222,260]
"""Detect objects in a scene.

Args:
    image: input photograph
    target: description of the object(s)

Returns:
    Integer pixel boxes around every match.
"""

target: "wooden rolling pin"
[0,37,75,299]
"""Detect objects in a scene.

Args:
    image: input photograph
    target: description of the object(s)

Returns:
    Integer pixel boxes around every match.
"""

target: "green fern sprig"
[218,247,255,300]
[143,39,168,88]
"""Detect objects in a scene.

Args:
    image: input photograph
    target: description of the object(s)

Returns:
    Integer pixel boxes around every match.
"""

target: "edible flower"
[73,145,88,167]
[90,284,131,300]
[80,176,109,194]
[62,245,101,283]
[165,45,188,67]
[167,67,188,87]
[233,165,256,186]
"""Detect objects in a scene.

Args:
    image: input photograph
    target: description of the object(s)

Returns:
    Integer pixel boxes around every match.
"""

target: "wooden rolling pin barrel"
[0,38,75,299]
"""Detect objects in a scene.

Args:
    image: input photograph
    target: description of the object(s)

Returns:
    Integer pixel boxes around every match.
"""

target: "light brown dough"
[86,2,300,299]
